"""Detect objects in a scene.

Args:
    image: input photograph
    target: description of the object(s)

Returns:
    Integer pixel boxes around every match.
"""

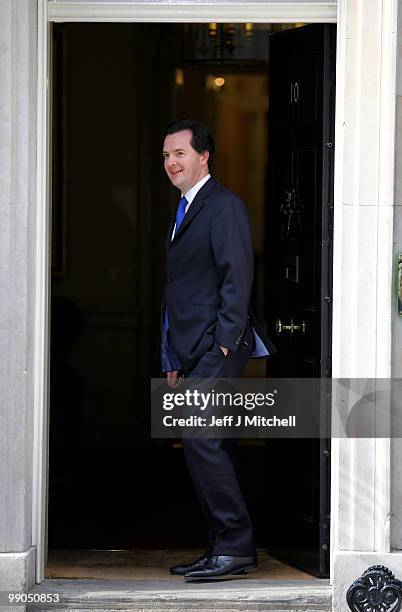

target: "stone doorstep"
[26,578,332,611]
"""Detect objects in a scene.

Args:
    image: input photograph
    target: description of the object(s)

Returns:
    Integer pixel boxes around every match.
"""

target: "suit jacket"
[160,176,276,372]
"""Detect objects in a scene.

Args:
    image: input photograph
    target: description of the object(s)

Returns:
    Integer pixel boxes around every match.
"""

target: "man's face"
[163,129,209,194]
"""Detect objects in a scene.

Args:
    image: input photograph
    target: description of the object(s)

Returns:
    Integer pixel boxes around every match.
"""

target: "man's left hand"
[220,346,229,356]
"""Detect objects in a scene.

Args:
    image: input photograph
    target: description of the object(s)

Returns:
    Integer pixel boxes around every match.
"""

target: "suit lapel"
[165,218,175,250]
[169,176,217,246]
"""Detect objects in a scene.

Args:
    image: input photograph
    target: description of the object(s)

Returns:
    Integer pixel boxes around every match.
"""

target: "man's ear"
[201,150,209,167]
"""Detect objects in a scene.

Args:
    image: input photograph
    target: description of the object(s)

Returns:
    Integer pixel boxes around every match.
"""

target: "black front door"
[264,24,336,577]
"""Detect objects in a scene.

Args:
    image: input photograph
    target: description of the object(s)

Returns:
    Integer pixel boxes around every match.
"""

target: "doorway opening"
[47,21,334,580]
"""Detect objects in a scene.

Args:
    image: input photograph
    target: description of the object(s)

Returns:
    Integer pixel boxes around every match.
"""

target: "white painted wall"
[0,0,38,591]
[391,0,402,553]
[1,0,401,605]
[331,0,400,609]
[50,0,335,3]
[47,1,337,22]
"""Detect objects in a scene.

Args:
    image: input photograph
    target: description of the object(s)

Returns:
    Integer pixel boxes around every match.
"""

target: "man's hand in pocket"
[166,370,183,388]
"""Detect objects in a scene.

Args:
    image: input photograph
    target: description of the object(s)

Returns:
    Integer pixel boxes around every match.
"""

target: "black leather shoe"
[169,554,211,576]
[184,554,257,580]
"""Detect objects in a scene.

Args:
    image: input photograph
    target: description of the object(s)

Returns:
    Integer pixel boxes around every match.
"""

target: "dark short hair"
[165,118,215,170]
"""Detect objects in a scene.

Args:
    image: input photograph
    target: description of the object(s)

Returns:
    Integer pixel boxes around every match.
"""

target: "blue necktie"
[174,195,188,235]
[164,196,188,331]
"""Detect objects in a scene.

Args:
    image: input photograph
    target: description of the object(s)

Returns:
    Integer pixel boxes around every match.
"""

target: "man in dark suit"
[160,119,275,580]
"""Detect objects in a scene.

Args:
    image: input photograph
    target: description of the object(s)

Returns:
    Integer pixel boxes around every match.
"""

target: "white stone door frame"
[34,1,399,604]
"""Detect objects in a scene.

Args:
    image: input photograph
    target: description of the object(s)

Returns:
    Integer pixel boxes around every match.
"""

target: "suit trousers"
[181,323,256,556]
